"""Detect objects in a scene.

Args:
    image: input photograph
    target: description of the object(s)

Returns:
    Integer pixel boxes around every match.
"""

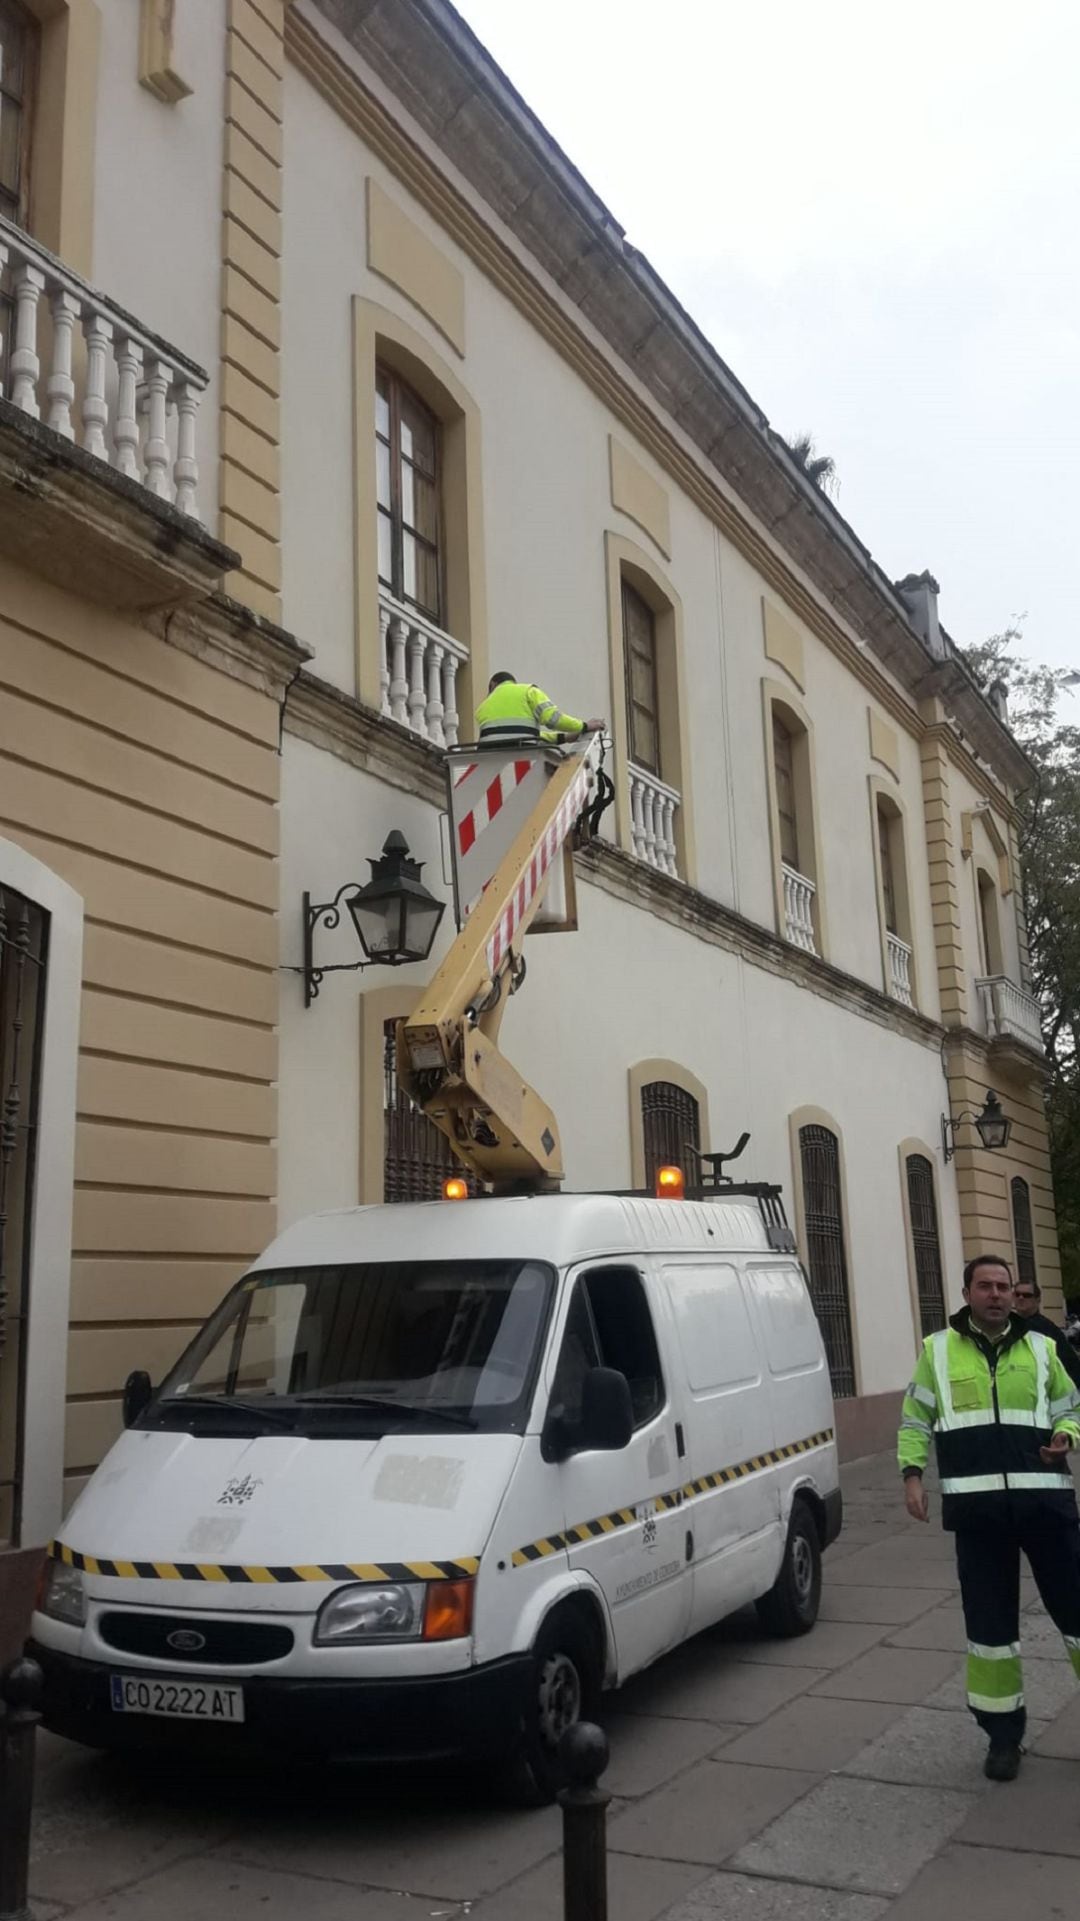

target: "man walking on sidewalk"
[899,1254,1080,1781]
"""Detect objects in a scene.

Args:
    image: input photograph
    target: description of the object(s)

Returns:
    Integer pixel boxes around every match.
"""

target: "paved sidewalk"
[27,1451,1080,1919]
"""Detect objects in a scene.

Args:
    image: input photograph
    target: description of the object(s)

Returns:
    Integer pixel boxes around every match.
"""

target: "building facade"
[0,0,1057,1556]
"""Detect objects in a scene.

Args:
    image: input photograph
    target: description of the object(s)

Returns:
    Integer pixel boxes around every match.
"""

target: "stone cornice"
[153,591,312,701]
[284,668,447,804]
[295,1,1034,798]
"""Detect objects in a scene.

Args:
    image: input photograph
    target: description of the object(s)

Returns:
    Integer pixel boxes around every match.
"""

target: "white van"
[31,1190,841,1800]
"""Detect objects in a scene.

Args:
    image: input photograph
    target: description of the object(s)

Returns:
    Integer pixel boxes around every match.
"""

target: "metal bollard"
[0,1655,43,1921]
[558,1722,611,1921]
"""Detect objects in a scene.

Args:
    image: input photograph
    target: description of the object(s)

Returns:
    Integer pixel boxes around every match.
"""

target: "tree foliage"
[962,628,1080,1298]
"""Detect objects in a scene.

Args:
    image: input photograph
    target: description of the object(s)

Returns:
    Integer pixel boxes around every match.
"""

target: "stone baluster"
[9,263,45,417]
[406,625,427,735]
[441,652,460,747]
[425,640,446,747]
[660,795,677,875]
[629,772,645,860]
[81,313,112,460]
[46,289,81,440]
[641,784,658,867]
[113,337,143,479]
[378,603,392,717]
[143,357,172,498]
[172,380,200,516]
[388,616,409,726]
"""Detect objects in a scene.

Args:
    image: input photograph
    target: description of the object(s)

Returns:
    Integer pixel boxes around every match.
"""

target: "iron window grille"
[798,1124,856,1398]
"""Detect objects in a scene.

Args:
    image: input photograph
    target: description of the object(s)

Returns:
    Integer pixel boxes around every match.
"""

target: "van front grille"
[100,1612,293,1666]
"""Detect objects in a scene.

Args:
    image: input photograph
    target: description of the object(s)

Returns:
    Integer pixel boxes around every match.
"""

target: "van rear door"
[662,1259,783,1636]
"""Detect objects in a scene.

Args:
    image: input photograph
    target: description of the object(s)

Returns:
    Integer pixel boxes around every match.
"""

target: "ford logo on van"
[166,1629,206,1653]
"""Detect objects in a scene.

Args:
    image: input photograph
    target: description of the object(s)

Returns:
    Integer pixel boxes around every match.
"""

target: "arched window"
[641,1080,700,1191]
[798,1124,855,1397]
[906,1154,947,1335]
[382,1019,472,1201]
[1011,1176,1037,1291]
[765,687,823,956]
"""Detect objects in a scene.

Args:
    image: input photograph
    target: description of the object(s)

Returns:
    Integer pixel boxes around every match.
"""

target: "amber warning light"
[656,1165,685,1200]
[443,1177,469,1201]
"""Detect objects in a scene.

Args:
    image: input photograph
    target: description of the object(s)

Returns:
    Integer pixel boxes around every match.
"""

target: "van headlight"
[40,1561,86,1628]
[314,1583,425,1644]
[314,1577,474,1644]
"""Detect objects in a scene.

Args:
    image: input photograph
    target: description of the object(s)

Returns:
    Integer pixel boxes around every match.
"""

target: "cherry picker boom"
[397,736,607,1193]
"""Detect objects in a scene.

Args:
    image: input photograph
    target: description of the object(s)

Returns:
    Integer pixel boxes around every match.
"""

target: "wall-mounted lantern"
[301,831,444,1007]
[941,1088,1012,1164]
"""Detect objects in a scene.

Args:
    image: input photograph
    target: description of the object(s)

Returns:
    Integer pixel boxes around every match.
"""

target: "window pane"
[404,464,439,543]
[375,372,390,439]
[402,533,440,619]
[630,706,658,772]
[906,1155,946,1335]
[641,1080,699,1189]
[773,716,799,869]
[0,101,21,198]
[1011,1177,1037,1290]
[878,812,897,933]
[629,648,657,711]
[377,507,393,589]
[400,392,436,475]
[549,1285,601,1429]
[375,437,391,511]
[585,1268,664,1429]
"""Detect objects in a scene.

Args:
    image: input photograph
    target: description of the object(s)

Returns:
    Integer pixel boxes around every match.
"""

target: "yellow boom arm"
[397,742,599,1191]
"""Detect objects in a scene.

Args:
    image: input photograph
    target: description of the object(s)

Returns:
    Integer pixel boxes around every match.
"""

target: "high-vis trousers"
[956,1519,1080,1745]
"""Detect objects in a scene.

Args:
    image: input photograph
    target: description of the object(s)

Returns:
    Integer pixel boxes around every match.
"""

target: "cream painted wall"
[276,745,965,1398]
[92,0,226,527]
[278,55,946,1002]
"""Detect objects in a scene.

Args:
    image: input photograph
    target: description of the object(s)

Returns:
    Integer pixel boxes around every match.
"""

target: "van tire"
[503,1606,603,1806]
[756,1497,821,1637]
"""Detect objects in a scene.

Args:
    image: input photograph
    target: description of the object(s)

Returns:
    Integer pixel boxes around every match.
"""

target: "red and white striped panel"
[486,760,592,976]
[456,759,532,859]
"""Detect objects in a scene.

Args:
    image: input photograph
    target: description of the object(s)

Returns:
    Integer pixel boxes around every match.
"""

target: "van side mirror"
[123,1370,152,1429]
[580,1367,634,1453]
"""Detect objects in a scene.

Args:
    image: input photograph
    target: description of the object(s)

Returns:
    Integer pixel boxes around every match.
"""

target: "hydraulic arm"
[397,738,603,1192]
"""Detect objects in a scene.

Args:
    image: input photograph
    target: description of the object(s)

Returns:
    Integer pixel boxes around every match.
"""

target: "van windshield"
[146,1260,555,1437]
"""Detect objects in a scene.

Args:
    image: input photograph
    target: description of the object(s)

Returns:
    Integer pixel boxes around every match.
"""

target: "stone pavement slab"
[660,1873,892,1921]
[1032,1692,1080,1758]
[602,1713,741,1797]
[810,1647,959,1703]
[216,1798,562,1903]
[885,1602,966,1650]
[30,1807,233,1909]
[731,1620,889,1669]
[827,1549,959,1590]
[957,1753,1080,1854]
[60,1856,452,1920]
[887,1842,1080,1921]
[616,1649,828,1724]
[818,1585,952,1625]
[470,1849,708,1920]
[841,1703,1045,1790]
[720,1697,905,1773]
[730,1777,976,1895]
[606,1758,816,1866]
[927,1653,1080,1722]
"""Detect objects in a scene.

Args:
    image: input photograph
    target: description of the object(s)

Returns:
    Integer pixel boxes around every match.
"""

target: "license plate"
[109,1674,244,1723]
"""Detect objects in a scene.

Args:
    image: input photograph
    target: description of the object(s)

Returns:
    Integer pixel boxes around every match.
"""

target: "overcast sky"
[455,0,1080,678]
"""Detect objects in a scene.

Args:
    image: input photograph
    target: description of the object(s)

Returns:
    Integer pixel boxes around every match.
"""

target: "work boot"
[984,1743,1022,1781]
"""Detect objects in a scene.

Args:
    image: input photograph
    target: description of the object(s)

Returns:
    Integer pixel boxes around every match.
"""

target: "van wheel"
[504,1607,602,1807]
[756,1498,821,1637]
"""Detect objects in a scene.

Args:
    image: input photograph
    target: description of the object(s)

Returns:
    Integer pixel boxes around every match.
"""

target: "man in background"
[1012,1276,1080,1390]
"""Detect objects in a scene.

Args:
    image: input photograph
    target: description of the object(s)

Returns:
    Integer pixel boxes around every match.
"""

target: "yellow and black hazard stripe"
[48,1541,479,1585]
[510,1426,833,1569]
[682,1428,834,1500]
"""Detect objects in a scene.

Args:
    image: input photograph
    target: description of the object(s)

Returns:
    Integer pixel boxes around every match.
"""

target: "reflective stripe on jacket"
[475,681,584,743]
[898,1307,1080,1530]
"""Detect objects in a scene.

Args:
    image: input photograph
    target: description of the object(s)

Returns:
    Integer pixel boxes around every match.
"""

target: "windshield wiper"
[157,1395,297,1431]
[292,1393,477,1430]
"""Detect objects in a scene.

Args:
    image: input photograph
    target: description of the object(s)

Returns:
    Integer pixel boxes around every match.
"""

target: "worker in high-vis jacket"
[475,672,604,744]
[899,1253,1080,1781]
